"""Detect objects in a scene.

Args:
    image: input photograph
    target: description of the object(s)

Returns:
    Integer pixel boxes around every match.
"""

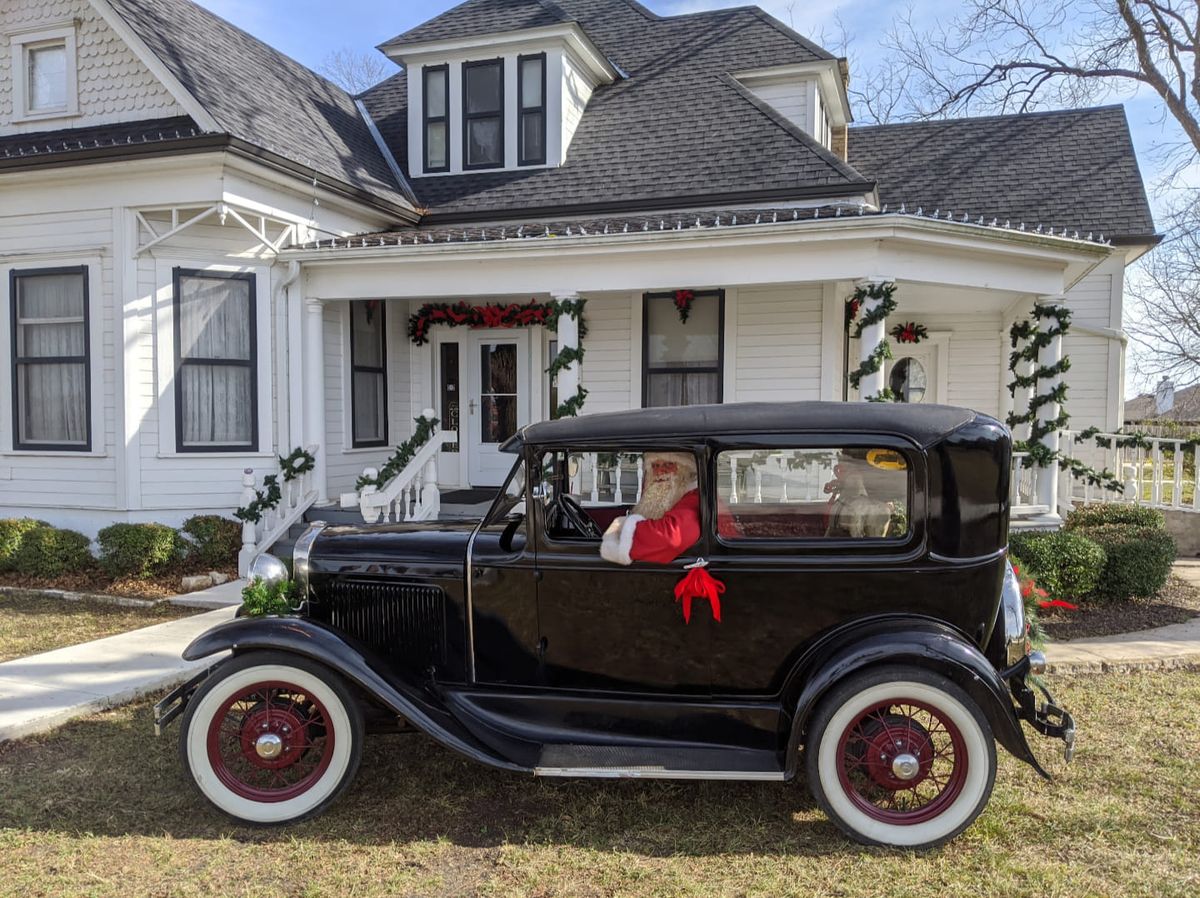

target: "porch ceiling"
[294,210,1111,301]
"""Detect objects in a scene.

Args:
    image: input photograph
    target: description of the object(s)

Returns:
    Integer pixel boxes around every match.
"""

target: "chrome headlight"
[248,552,289,586]
[1001,559,1027,666]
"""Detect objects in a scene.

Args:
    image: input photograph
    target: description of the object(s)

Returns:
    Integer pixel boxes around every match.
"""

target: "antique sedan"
[156,402,1075,848]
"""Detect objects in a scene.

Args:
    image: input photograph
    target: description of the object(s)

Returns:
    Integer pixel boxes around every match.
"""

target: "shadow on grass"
[0,702,850,858]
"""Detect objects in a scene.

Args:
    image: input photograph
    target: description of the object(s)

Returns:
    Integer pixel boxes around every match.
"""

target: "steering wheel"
[557,494,603,539]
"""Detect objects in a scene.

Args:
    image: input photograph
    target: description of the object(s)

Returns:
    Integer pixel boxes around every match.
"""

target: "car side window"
[538,450,647,540]
[715,448,909,541]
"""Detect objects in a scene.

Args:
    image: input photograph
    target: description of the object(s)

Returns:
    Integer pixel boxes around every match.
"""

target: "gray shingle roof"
[1125,384,1200,423]
[849,106,1156,241]
[103,0,413,214]
[362,0,864,221]
[384,0,572,47]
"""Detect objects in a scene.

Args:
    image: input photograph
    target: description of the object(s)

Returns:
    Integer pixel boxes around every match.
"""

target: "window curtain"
[15,272,87,446]
[177,275,253,447]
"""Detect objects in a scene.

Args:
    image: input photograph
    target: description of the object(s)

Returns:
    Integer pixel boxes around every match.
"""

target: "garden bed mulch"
[0,559,238,601]
[1041,574,1200,641]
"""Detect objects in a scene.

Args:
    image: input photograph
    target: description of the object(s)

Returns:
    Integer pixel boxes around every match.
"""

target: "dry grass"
[0,594,197,663]
[1,671,1198,897]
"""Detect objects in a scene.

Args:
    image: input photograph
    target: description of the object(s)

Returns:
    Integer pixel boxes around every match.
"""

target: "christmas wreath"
[890,322,928,344]
[673,290,695,323]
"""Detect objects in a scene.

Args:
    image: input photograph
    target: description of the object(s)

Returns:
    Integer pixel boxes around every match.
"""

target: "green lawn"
[0,594,196,663]
[1,670,1197,897]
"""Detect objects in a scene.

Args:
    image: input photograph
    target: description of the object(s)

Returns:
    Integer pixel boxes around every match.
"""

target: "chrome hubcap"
[255,732,284,760]
[891,752,920,781]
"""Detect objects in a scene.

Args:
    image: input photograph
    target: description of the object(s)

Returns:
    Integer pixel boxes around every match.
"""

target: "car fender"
[182,616,525,774]
[782,616,1047,779]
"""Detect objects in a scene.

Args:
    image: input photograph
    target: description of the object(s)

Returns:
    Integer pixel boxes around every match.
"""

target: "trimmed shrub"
[0,518,47,571]
[1065,503,1165,532]
[1008,530,1107,599]
[97,523,185,579]
[11,526,94,577]
[1075,524,1177,601]
[182,515,242,568]
[240,577,298,617]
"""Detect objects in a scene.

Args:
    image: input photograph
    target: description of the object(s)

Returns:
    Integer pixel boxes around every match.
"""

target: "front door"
[467,330,530,486]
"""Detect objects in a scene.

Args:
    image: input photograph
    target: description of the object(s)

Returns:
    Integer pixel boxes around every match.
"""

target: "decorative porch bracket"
[134,202,300,257]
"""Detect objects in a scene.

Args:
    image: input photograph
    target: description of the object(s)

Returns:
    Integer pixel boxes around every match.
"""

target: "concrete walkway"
[0,580,241,743]
[1046,560,1200,673]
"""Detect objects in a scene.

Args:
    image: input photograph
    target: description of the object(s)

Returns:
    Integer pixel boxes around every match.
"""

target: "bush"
[182,515,242,568]
[97,523,185,579]
[11,526,94,577]
[1065,503,1165,532]
[1074,524,1176,601]
[1008,530,1107,599]
[0,518,48,571]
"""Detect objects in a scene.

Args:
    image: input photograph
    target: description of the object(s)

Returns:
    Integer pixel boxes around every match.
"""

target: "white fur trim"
[600,514,644,566]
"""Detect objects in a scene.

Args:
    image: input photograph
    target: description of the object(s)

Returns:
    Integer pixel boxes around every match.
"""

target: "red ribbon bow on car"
[674,560,726,624]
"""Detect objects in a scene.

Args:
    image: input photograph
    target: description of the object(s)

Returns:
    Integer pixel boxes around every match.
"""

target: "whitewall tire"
[179,651,364,824]
[805,665,996,849]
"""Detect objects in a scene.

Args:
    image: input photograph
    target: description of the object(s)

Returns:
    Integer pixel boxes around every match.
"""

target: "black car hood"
[307,518,476,576]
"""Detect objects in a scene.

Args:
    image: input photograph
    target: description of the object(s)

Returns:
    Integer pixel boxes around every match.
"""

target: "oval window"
[890,357,928,403]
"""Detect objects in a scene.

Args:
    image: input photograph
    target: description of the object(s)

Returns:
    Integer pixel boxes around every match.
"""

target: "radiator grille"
[311,579,446,671]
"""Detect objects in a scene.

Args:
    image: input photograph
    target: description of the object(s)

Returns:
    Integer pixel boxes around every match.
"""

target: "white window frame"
[0,256,103,456]
[9,23,79,124]
[153,259,274,459]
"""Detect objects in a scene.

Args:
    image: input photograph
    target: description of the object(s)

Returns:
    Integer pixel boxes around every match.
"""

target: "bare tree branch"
[318,47,394,95]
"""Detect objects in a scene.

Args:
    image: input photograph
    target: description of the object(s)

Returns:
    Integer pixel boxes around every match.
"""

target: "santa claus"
[600,452,701,565]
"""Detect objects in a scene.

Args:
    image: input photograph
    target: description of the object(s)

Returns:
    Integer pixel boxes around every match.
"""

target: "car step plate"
[534,744,785,780]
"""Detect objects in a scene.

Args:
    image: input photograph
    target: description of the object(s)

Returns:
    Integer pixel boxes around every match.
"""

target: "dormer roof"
[382,0,574,49]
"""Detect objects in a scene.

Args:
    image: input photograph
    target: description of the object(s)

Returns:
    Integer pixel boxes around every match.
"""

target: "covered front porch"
[236,209,1118,568]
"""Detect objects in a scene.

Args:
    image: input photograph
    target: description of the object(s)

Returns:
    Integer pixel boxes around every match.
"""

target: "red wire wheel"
[206,681,335,803]
[835,698,968,825]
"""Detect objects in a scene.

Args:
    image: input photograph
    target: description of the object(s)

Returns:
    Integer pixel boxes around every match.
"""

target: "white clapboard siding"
[0,207,118,510]
[1062,271,1116,431]
[0,0,184,132]
[744,78,812,135]
[735,285,823,402]
[579,294,635,412]
[942,312,1003,417]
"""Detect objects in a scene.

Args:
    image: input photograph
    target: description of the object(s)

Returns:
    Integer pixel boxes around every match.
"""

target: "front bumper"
[1002,653,1077,763]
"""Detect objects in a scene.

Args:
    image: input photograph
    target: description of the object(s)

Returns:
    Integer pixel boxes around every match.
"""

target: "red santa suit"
[600,452,701,565]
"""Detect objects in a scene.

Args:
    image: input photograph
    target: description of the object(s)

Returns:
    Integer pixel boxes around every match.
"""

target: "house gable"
[0,0,185,135]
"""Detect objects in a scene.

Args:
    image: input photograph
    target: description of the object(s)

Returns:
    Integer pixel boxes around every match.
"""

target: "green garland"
[555,384,589,419]
[1077,426,1200,454]
[234,446,316,524]
[356,415,440,491]
[846,282,899,398]
[1005,304,1123,493]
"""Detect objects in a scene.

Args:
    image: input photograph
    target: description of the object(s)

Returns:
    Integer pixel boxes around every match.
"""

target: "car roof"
[508,401,985,450]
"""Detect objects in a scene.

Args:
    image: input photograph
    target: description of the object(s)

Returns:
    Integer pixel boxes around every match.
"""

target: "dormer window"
[9,22,79,123]
[423,64,450,172]
[518,53,546,166]
[463,58,504,169]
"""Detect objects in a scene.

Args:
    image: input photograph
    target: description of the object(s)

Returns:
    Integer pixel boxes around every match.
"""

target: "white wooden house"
[0,0,1169,568]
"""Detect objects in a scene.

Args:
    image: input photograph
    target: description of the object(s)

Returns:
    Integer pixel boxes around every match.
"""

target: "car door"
[532,447,712,694]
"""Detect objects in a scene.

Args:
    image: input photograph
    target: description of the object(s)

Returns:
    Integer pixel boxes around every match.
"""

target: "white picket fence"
[344,410,458,523]
[238,444,320,577]
[1059,430,1199,513]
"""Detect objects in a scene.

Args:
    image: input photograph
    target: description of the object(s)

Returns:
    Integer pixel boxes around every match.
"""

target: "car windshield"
[484,456,527,524]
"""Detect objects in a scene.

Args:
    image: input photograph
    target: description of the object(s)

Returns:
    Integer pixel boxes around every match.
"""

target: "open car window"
[538,450,649,541]
[716,448,910,541]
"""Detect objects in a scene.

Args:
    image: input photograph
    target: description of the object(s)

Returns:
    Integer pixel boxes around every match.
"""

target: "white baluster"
[729,457,739,504]
[240,469,257,554]
[1151,442,1162,506]
[613,457,624,505]
[1173,441,1184,508]
[635,461,644,502]
[421,452,441,519]
[589,453,600,503]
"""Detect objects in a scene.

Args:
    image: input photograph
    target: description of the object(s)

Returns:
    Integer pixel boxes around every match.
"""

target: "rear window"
[715,447,909,541]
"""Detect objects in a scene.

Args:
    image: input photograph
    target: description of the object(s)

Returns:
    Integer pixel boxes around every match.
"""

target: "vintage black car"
[156,402,1075,849]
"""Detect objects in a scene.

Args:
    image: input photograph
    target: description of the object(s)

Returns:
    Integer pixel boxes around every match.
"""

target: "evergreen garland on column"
[846,281,899,402]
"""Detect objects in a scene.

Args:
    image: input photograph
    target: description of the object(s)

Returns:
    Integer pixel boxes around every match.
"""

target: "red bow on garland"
[673,290,695,324]
[674,562,726,624]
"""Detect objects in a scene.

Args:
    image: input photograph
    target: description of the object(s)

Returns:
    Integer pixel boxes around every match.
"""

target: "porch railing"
[344,410,458,523]
[1010,451,1050,519]
[1059,430,1199,513]
[238,444,320,577]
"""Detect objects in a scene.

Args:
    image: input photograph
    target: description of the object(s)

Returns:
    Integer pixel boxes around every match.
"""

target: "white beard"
[632,475,694,520]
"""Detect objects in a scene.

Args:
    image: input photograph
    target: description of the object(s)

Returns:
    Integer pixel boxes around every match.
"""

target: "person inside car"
[600,452,700,564]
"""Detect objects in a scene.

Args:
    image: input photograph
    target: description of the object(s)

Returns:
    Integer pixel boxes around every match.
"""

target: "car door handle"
[533,570,543,582]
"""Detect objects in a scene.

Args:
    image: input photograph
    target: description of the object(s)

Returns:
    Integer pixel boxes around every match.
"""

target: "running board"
[534,744,785,781]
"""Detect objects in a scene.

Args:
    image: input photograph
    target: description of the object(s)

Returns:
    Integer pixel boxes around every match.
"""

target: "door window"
[716,448,909,540]
[479,342,518,443]
[890,357,928,403]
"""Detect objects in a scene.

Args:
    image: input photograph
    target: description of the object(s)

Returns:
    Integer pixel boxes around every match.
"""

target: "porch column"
[1034,295,1064,519]
[856,277,892,400]
[551,290,581,412]
[303,296,328,502]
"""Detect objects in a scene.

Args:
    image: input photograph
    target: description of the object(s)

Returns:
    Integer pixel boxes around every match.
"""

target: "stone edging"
[1047,654,1200,675]
[0,585,162,609]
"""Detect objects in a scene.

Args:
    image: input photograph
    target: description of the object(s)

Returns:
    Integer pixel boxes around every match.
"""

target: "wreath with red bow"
[890,322,929,344]
[673,290,695,324]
